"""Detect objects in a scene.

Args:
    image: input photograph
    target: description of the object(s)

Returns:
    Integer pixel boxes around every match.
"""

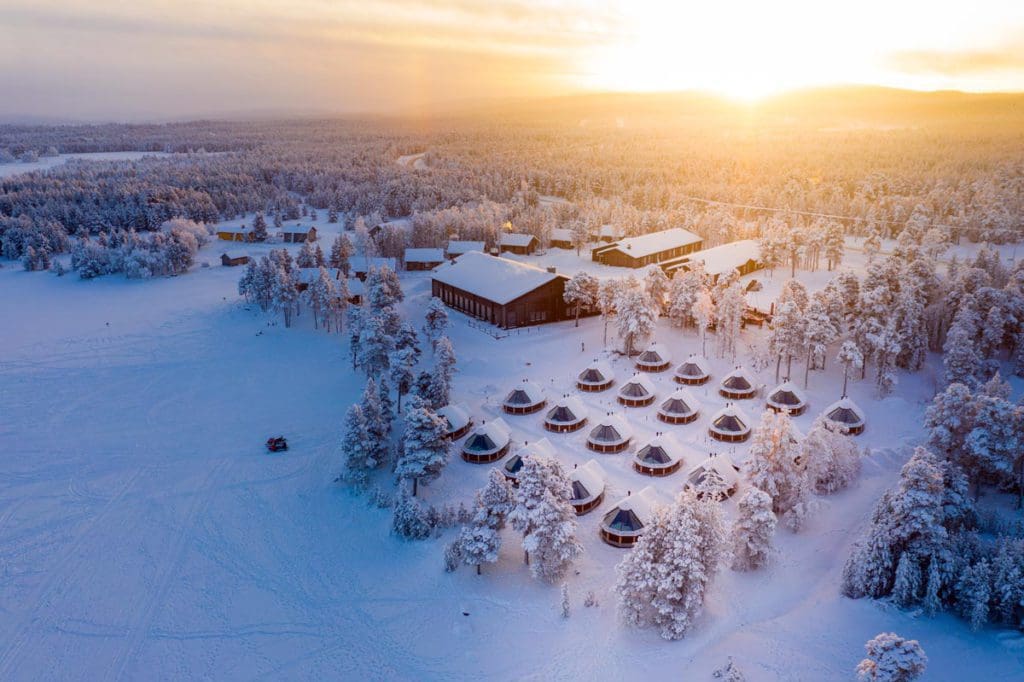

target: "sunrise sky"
[4,0,1024,120]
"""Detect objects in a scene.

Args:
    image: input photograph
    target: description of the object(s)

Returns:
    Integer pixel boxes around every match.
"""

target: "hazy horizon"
[4,1,1024,122]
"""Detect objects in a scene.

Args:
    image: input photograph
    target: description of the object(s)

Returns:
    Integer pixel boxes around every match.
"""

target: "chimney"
[547,266,557,274]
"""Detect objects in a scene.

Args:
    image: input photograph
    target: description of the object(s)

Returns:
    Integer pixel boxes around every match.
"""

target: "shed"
[446,240,485,259]
[437,403,473,440]
[586,414,634,453]
[600,486,661,547]
[221,251,250,267]
[719,367,757,400]
[633,432,686,476]
[499,233,539,255]
[635,342,672,372]
[216,225,255,242]
[503,438,556,485]
[686,454,740,499]
[544,396,588,433]
[591,224,623,243]
[502,380,547,415]
[708,404,753,443]
[352,257,398,281]
[617,374,657,408]
[767,381,809,416]
[569,460,606,515]
[431,252,572,329]
[823,398,866,435]
[656,388,701,424]
[404,248,445,271]
[674,355,711,385]
[591,228,703,268]
[280,225,317,243]
[577,360,615,392]
[550,228,574,249]
[461,418,512,463]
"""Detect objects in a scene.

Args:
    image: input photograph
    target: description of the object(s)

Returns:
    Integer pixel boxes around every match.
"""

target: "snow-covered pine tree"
[339,404,375,486]
[456,521,500,574]
[824,220,845,271]
[955,559,992,630]
[271,267,299,328]
[802,417,861,494]
[508,456,582,583]
[474,469,514,529]
[893,285,928,372]
[392,487,432,539]
[296,240,317,268]
[692,289,715,357]
[644,266,669,316]
[252,213,268,241]
[964,390,1023,498]
[598,278,619,346]
[388,346,418,412]
[428,336,457,408]
[396,395,450,496]
[943,298,983,386]
[862,226,882,265]
[330,233,353,276]
[570,219,589,255]
[358,313,395,377]
[837,340,864,397]
[715,282,746,361]
[422,297,450,353]
[856,632,927,682]
[744,410,809,530]
[615,287,656,356]
[768,301,806,381]
[729,487,777,571]
[303,266,335,330]
[668,265,704,328]
[563,271,599,327]
[802,297,839,386]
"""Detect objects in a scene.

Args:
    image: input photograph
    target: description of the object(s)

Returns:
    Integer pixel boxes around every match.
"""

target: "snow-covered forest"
[2,100,1024,680]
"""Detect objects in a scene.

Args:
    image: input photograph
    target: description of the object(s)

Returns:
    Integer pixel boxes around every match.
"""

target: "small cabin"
[708,404,753,443]
[686,454,740,499]
[657,388,701,424]
[600,487,661,547]
[577,360,615,392]
[633,433,686,477]
[823,398,866,435]
[544,396,588,433]
[767,381,809,416]
[502,380,547,415]
[461,419,512,463]
[549,228,574,250]
[216,225,255,242]
[586,414,633,453]
[221,252,250,267]
[617,374,657,408]
[569,460,606,515]
[352,257,398,281]
[499,233,539,255]
[280,225,317,243]
[719,367,757,400]
[635,343,672,373]
[404,248,445,271]
[437,403,473,440]
[674,355,711,385]
[445,240,486,260]
[503,438,556,485]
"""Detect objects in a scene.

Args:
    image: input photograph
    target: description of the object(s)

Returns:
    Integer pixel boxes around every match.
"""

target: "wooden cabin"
[220,252,250,267]
[445,240,485,260]
[569,460,606,515]
[549,228,574,250]
[600,487,661,547]
[662,239,762,282]
[404,248,444,271]
[499,233,539,255]
[279,225,317,243]
[216,226,255,242]
[591,228,703,268]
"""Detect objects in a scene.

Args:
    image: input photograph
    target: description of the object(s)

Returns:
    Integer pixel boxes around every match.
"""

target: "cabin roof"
[432,252,563,305]
[605,228,702,259]
[404,248,444,263]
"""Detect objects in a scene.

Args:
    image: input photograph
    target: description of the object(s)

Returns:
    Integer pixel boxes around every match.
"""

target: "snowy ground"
[0,152,171,179]
[2,228,1024,680]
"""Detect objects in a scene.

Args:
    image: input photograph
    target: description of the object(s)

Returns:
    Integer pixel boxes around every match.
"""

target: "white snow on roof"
[720,366,756,388]
[637,342,671,366]
[617,373,656,398]
[708,404,753,435]
[470,418,511,447]
[824,397,866,425]
[571,459,606,501]
[551,228,573,242]
[218,225,252,234]
[658,387,701,415]
[296,267,341,284]
[281,225,316,234]
[404,248,444,263]
[519,437,556,460]
[605,228,702,259]
[579,360,614,384]
[687,455,740,489]
[352,256,397,273]
[499,233,537,248]
[446,240,485,255]
[608,486,662,525]
[432,252,562,305]
[438,403,471,432]
[669,239,760,276]
[503,380,546,407]
[675,354,711,378]
[589,413,634,443]
[221,250,248,259]
[345,278,364,296]
[767,381,808,408]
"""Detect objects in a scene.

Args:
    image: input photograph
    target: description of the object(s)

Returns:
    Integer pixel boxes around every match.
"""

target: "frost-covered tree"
[296,240,317,268]
[358,313,395,377]
[862,226,882,264]
[644,266,669,315]
[456,522,500,574]
[893,285,928,372]
[388,346,418,411]
[475,469,515,529]
[598,278,619,346]
[729,487,777,571]
[615,287,657,356]
[615,490,725,640]
[508,456,582,583]
[842,448,948,600]
[252,213,268,242]
[392,487,431,539]
[420,295,448,346]
[693,289,715,357]
[396,395,450,496]
[271,267,300,327]
[426,336,457,408]
[856,632,927,682]
[668,264,706,328]
[303,266,336,330]
[360,378,390,466]
[339,404,375,485]
[802,418,861,495]
[870,321,901,398]
[563,271,599,327]
[330,233,353,276]
[837,340,864,397]
[955,559,991,631]
[366,265,403,311]
[802,297,839,386]
[965,390,1023,500]
[824,221,845,271]
[768,301,806,381]
[943,300,983,386]
[571,218,589,255]
[715,282,745,361]
[744,410,809,530]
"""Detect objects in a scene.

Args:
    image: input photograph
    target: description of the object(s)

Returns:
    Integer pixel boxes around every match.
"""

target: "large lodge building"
[591,228,703,268]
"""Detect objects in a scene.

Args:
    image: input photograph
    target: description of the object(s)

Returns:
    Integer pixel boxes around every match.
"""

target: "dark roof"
[602,507,644,532]
[722,375,752,391]
[828,406,861,424]
[465,433,497,452]
[660,397,693,415]
[678,362,707,377]
[620,382,651,398]
[504,455,524,475]
[546,405,579,423]
[571,480,591,501]
[713,414,746,432]
[637,445,671,465]
[579,368,606,383]
[638,350,663,363]
[505,389,535,405]
[771,389,802,406]
[590,424,623,443]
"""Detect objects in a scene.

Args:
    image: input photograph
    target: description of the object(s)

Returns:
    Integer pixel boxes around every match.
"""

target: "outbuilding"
[662,239,762,283]
[502,380,547,415]
[635,343,672,372]
[591,228,703,268]
[823,397,866,435]
[657,388,701,424]
[586,414,634,453]
[674,355,711,385]
[766,381,809,416]
[685,454,740,499]
[279,225,317,243]
[352,257,398,281]
[577,360,615,392]
[719,367,757,400]
[549,228,574,249]
[499,233,539,255]
[461,418,512,463]
[431,252,574,329]
[617,374,657,407]
[569,460,607,515]
[600,487,661,547]
[633,432,686,476]
[543,395,588,433]
[216,225,255,242]
[708,404,753,442]
[221,251,250,266]
[437,403,473,440]
[404,248,445,271]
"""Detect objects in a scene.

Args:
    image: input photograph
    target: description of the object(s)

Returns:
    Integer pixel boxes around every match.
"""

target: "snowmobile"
[266,436,288,452]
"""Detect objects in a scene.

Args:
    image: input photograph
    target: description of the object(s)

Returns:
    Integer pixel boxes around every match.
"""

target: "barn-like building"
[431,252,576,329]
[591,228,703,268]
[499,233,539,255]
[662,239,762,282]
[404,248,445,271]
